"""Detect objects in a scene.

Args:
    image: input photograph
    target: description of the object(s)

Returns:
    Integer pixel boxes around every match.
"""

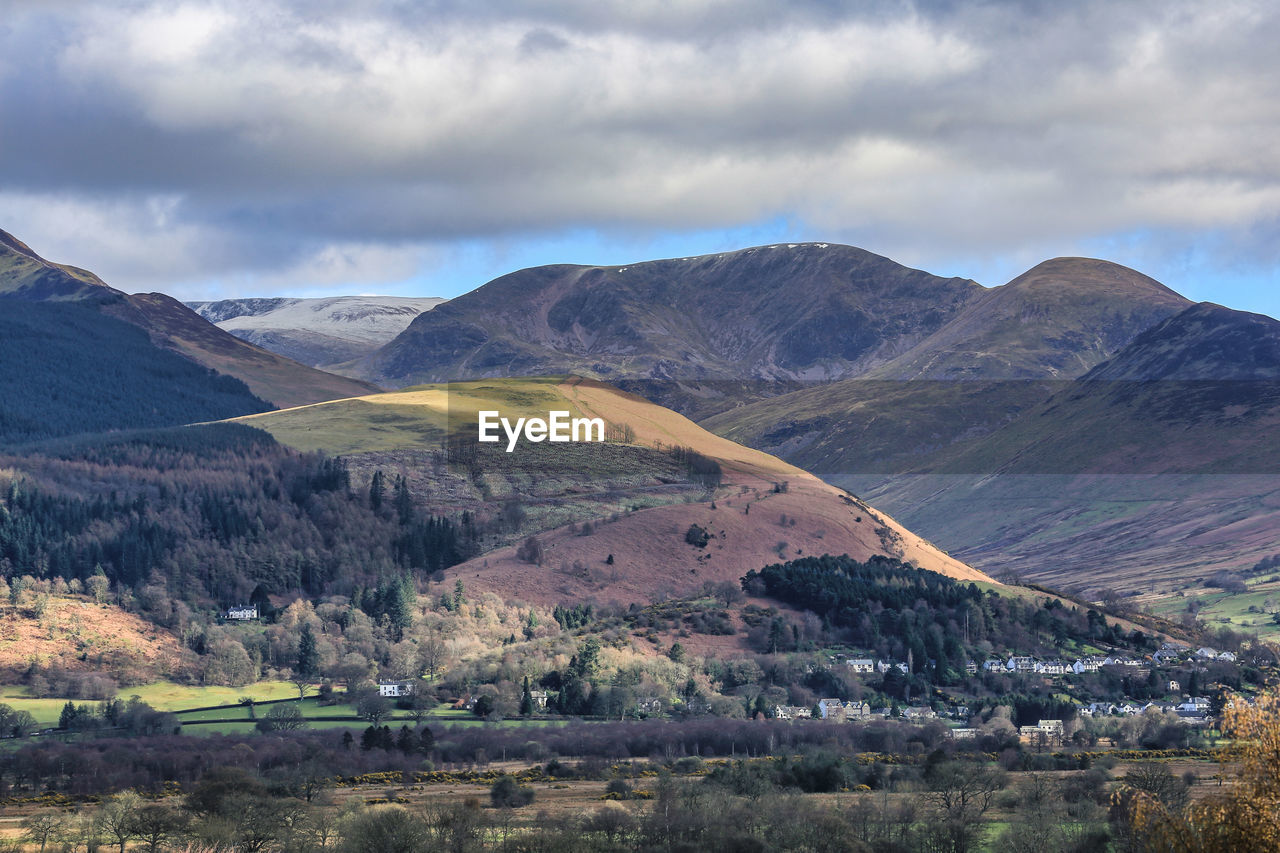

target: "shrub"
[516,536,544,565]
[490,775,535,808]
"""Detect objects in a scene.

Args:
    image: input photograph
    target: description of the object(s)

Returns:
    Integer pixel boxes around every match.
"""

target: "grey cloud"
[0,0,1278,295]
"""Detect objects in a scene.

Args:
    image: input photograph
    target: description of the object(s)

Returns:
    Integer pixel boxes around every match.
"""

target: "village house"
[847,658,875,674]
[530,690,549,710]
[1019,719,1064,744]
[1006,656,1036,674]
[773,705,812,721]
[818,698,847,722]
[224,605,259,621]
[378,680,414,698]
[948,727,979,739]
[844,701,872,720]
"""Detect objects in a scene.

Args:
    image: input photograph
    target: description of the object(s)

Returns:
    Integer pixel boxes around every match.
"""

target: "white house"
[225,605,259,621]
[378,680,414,698]
[848,659,875,673]
[1020,719,1064,743]
[774,705,812,721]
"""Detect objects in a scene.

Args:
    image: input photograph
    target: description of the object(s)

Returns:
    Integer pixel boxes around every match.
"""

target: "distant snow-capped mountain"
[187,295,445,368]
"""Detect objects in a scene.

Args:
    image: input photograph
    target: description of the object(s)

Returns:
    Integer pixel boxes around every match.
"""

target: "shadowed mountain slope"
[0,228,379,409]
[833,302,1280,593]
[864,257,1190,379]
[704,258,1191,476]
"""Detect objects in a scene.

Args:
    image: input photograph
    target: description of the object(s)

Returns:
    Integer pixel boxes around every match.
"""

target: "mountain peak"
[0,227,113,299]
[1005,257,1188,304]
[861,256,1191,380]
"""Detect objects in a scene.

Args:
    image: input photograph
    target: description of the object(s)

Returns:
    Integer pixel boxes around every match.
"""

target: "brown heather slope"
[0,594,187,682]
[0,227,378,409]
[438,378,991,606]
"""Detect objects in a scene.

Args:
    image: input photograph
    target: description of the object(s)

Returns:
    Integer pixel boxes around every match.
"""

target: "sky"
[1,0,1278,317]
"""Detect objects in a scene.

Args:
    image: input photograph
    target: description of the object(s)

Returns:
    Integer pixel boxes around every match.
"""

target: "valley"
[0,228,1276,853]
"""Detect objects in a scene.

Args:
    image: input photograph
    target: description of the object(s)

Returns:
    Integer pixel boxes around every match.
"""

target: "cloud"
[0,0,1278,300]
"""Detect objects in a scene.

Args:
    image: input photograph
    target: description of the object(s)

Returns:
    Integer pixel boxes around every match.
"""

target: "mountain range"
[318,245,1277,596]
[5,224,1276,599]
[0,226,988,619]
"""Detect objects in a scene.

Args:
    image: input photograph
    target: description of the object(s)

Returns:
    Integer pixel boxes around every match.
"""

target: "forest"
[0,423,477,606]
[0,300,269,446]
[743,555,1157,684]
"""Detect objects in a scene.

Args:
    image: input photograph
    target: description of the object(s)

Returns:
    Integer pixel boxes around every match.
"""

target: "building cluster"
[831,641,1237,683]
[1079,695,1213,724]
[773,699,956,723]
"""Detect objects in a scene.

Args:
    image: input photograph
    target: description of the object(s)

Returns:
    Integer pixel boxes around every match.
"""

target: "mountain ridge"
[357,243,983,413]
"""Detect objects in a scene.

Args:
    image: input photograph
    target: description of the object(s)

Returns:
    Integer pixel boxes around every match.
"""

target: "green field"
[1142,575,1280,639]
[0,680,299,725]
[0,681,570,733]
